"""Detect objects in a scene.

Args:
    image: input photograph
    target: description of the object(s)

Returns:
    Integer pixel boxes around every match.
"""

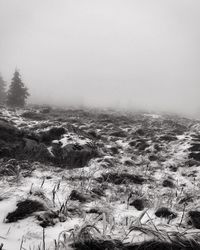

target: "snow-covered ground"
[1,107,200,249]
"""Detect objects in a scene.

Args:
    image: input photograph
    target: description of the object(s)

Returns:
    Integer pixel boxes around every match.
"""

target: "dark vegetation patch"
[61,143,99,168]
[155,207,177,219]
[189,143,200,152]
[162,179,175,188]
[134,128,146,136]
[169,165,178,172]
[71,239,124,250]
[70,239,200,250]
[178,195,193,205]
[5,199,47,222]
[21,111,44,120]
[134,140,149,151]
[129,198,147,211]
[87,130,101,139]
[188,211,200,229]
[161,119,187,133]
[23,139,52,162]
[0,163,19,176]
[91,187,105,197]
[96,172,145,185]
[0,119,52,162]
[69,190,88,202]
[154,143,162,152]
[129,141,137,147]
[40,107,52,114]
[65,175,90,182]
[189,152,200,161]
[109,146,119,155]
[69,188,103,203]
[159,134,177,142]
[0,114,98,167]
[39,127,66,144]
[65,205,83,217]
[0,119,23,158]
[86,207,103,215]
[110,130,127,138]
[124,160,134,166]
[101,157,117,168]
[149,154,158,161]
[185,159,199,167]
[36,210,67,228]
[126,240,200,250]
[0,119,20,142]
[0,159,34,177]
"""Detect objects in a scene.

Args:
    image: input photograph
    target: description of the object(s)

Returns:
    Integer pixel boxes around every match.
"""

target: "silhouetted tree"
[7,70,29,107]
[0,74,6,105]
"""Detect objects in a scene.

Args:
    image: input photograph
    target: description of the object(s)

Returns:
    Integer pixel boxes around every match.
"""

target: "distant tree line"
[0,70,29,107]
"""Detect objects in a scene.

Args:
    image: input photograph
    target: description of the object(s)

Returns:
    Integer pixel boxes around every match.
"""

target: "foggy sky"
[1,0,200,115]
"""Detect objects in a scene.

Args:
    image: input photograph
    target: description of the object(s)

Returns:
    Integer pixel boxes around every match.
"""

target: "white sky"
[1,0,200,115]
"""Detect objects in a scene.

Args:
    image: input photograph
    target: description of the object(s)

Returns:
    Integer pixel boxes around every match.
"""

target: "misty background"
[0,0,200,116]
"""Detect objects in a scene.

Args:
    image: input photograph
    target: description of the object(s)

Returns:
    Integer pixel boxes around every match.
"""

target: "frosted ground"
[1,106,200,249]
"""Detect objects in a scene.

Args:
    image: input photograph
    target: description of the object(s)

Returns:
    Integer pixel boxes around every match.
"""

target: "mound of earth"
[61,143,99,168]
[0,117,99,168]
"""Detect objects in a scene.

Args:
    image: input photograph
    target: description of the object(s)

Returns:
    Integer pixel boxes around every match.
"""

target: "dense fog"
[1,0,200,116]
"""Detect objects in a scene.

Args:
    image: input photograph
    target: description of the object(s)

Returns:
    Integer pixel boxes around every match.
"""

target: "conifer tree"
[0,74,6,105]
[7,70,29,107]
